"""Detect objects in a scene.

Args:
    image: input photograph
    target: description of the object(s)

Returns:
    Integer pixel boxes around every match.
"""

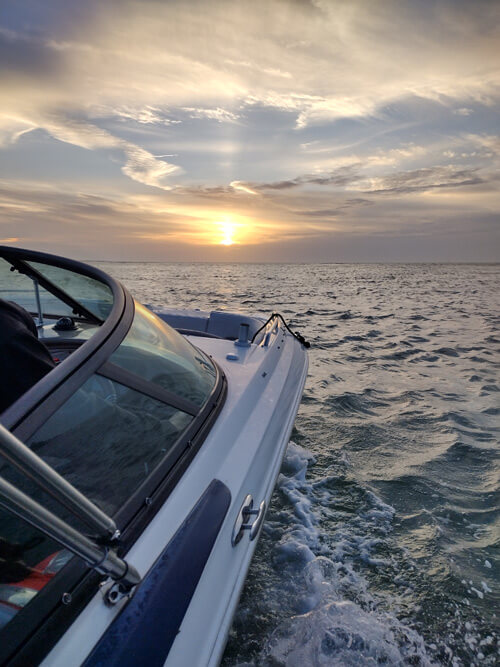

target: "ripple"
[325,391,389,416]
[441,411,477,428]
[434,346,460,357]
[383,348,423,360]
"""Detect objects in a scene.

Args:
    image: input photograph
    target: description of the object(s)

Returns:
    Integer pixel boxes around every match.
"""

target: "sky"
[0,0,499,262]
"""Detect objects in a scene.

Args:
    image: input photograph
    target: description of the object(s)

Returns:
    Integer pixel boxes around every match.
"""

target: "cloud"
[189,159,490,205]
[453,108,474,116]
[465,134,500,158]
[230,166,362,194]
[363,165,485,195]
[298,198,374,218]
[104,106,180,126]
[121,145,179,189]
[0,116,37,147]
[2,1,499,131]
[182,107,240,123]
[245,92,377,128]
[0,0,499,195]
[0,178,309,257]
[49,118,182,190]
[230,181,258,195]
[1,170,498,262]
[0,111,181,190]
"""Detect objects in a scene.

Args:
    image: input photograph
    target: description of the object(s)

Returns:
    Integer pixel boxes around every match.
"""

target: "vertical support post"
[33,278,44,328]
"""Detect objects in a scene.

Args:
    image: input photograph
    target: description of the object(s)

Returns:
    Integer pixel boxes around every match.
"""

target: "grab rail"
[0,423,118,540]
[0,473,140,591]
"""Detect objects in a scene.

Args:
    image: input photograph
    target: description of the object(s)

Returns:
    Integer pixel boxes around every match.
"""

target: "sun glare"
[220,219,236,246]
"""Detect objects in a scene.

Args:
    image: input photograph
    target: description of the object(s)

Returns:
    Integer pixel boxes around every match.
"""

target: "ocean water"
[97,262,499,666]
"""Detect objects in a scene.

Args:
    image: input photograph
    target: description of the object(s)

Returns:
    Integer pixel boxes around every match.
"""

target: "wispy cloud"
[0,116,37,147]
[297,198,374,219]
[230,166,361,193]
[103,106,180,126]
[2,1,499,132]
[230,181,258,195]
[362,166,486,195]
[182,107,240,123]
[453,107,474,116]
[8,113,181,190]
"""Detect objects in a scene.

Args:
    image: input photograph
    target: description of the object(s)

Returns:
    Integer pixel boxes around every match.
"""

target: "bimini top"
[0,246,225,654]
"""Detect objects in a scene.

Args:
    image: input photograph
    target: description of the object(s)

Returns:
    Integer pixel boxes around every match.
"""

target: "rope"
[251,312,311,348]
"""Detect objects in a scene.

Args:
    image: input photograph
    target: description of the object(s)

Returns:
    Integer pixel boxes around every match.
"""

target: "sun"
[220,219,235,246]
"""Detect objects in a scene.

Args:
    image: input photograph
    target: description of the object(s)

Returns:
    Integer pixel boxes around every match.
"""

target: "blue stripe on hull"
[85,479,231,667]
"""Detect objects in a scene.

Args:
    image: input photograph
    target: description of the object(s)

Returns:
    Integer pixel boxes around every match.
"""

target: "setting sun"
[220,219,236,246]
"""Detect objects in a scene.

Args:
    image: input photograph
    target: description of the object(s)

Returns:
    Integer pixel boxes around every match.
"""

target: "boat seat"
[154,308,263,341]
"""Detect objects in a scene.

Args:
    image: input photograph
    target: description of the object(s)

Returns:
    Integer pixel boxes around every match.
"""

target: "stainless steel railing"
[0,423,140,591]
[0,422,118,540]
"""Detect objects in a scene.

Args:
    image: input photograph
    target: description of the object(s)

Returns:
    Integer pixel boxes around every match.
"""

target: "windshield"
[0,256,113,324]
[26,262,113,320]
[110,301,217,407]
[0,258,74,319]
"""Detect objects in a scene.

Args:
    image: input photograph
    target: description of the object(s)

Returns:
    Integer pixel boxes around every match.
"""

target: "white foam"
[246,441,433,665]
[260,599,431,666]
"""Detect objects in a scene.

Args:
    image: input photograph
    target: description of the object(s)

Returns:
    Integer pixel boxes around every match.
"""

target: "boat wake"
[224,442,433,666]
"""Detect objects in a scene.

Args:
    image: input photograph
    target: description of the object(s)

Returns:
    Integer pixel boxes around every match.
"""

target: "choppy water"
[97,262,499,666]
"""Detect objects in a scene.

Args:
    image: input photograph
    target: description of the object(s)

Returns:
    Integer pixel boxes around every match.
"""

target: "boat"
[0,245,308,666]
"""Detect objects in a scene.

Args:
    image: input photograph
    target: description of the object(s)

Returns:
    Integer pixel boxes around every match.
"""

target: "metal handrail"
[0,423,118,540]
[0,474,140,591]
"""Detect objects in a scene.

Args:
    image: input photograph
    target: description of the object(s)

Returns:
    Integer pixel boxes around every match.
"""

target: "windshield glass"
[0,257,114,323]
[26,373,193,515]
[110,302,217,407]
[0,258,74,319]
[26,262,113,320]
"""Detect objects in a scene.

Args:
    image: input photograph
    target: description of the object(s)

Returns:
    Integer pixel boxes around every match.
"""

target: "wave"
[324,391,389,416]
[382,348,424,361]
